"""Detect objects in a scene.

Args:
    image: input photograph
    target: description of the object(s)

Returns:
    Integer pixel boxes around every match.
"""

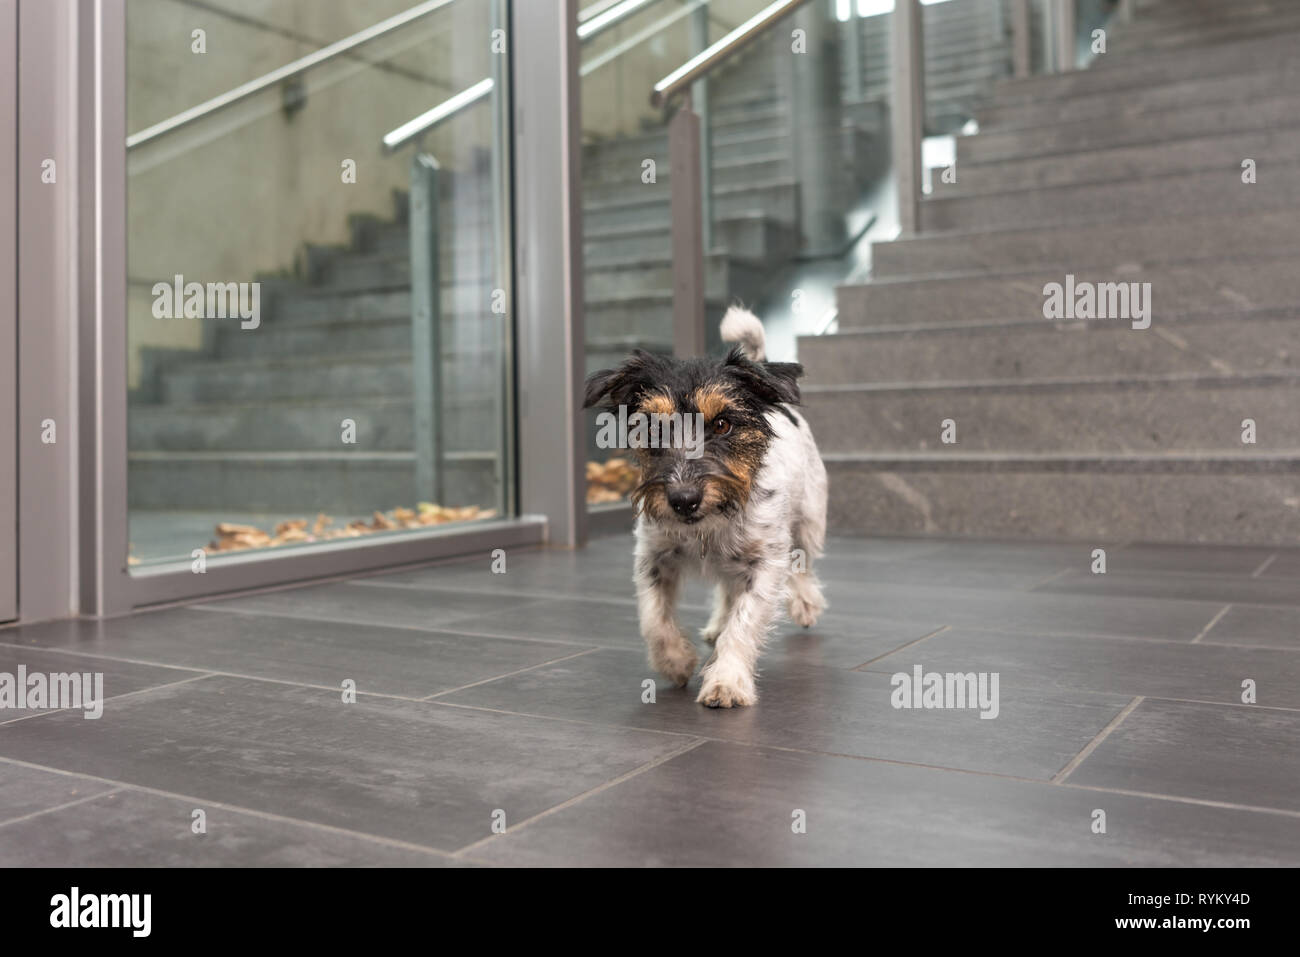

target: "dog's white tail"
[720,306,766,361]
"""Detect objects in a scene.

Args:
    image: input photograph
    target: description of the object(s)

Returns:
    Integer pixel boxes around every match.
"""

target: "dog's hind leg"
[635,540,698,687]
[787,519,827,628]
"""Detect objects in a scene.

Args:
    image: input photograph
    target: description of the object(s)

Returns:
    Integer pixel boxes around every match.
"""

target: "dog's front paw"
[650,642,699,687]
[699,623,722,645]
[696,666,757,708]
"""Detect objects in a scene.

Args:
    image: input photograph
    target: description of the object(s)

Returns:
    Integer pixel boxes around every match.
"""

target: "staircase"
[800,0,1300,545]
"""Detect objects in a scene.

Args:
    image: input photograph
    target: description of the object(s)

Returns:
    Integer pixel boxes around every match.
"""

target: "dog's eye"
[713,418,732,436]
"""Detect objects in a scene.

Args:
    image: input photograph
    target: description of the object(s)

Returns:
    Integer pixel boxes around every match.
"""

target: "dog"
[584,306,828,708]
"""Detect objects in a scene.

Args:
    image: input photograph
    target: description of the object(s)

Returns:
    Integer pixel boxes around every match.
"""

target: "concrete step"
[584,213,798,266]
[933,124,1300,198]
[975,64,1300,132]
[821,452,1300,544]
[128,395,498,454]
[921,161,1300,233]
[213,315,500,361]
[871,208,1300,278]
[583,151,790,192]
[127,451,498,514]
[852,36,1011,73]
[957,90,1300,164]
[799,310,1300,384]
[159,351,426,404]
[838,256,1300,327]
[857,55,1012,93]
[585,293,725,343]
[803,373,1300,453]
[317,252,491,294]
[987,30,1300,106]
[268,286,483,324]
[1106,9,1300,57]
[585,252,771,303]
[583,178,799,231]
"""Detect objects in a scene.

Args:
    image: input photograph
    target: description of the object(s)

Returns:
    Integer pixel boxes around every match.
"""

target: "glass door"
[123,0,513,569]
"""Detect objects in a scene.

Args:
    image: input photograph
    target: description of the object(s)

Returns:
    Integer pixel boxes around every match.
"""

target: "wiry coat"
[585,307,828,707]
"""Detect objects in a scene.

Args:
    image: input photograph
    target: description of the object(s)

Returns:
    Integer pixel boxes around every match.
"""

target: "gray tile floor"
[1,534,1297,866]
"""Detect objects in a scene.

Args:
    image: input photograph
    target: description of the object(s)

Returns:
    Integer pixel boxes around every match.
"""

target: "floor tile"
[7,610,587,701]
[1037,569,1300,607]
[0,644,196,723]
[440,647,1130,780]
[0,787,459,866]
[473,740,1300,867]
[804,579,1223,640]
[865,627,1300,709]
[0,675,694,853]
[195,580,544,631]
[1201,604,1300,649]
[1068,698,1300,812]
[1107,543,1280,576]
[0,763,116,823]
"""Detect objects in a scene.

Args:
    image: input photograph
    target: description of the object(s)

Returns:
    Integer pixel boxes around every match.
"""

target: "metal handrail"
[126,0,458,150]
[650,0,816,106]
[383,77,495,152]
[381,0,691,151]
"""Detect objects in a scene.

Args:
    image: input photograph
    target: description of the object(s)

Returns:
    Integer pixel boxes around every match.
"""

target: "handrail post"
[891,0,925,236]
[1055,0,1076,72]
[844,5,863,102]
[669,95,706,358]
[1011,0,1032,78]
[410,151,444,506]
[689,2,713,253]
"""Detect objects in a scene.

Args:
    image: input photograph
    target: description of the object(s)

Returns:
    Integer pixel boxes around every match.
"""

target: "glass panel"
[698,0,882,354]
[125,0,512,566]
[578,0,710,510]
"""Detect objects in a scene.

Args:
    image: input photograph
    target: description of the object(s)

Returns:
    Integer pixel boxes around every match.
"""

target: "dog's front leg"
[697,556,784,708]
[635,542,698,687]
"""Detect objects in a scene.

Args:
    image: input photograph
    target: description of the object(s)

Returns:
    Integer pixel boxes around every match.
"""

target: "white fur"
[631,314,828,708]
[720,305,767,361]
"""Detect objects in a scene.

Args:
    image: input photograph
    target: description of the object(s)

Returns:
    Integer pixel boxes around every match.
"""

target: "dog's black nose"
[667,487,702,517]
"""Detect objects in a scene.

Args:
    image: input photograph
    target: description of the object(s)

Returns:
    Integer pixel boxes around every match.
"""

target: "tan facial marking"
[691,385,733,422]
[640,393,675,417]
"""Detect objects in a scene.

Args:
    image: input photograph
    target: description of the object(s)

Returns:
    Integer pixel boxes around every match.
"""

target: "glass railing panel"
[126,0,512,567]
[578,0,716,510]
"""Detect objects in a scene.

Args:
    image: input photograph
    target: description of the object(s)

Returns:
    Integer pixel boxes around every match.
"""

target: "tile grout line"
[1026,566,1074,590]
[348,576,713,612]
[0,673,217,727]
[0,754,462,862]
[1250,553,1278,578]
[852,625,951,670]
[1190,603,1232,644]
[1059,781,1300,820]
[0,788,124,831]
[449,737,709,859]
[189,594,561,633]
[422,648,602,700]
[1052,695,1144,785]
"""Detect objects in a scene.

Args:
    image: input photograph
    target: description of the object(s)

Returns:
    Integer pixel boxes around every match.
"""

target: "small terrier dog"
[584,307,828,708]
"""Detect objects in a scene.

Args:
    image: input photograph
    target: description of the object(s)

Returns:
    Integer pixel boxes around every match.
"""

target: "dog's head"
[584,347,803,527]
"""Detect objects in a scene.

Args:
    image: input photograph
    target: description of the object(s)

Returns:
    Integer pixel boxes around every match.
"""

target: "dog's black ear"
[724,348,803,406]
[762,361,804,405]
[583,349,659,409]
